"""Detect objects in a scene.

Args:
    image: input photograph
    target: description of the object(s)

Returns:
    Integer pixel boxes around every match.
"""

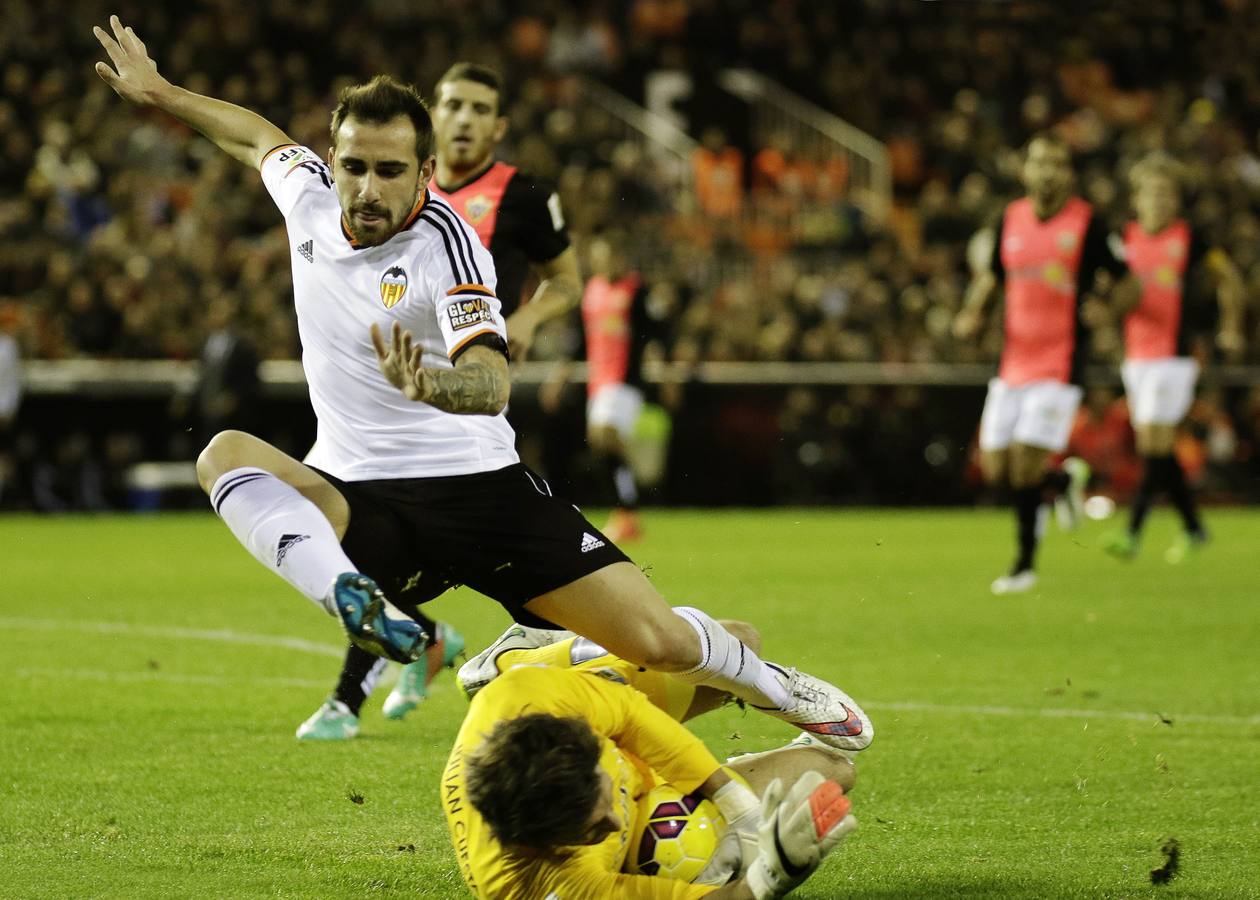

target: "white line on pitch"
[866,700,1260,726]
[15,666,330,689]
[0,616,344,658]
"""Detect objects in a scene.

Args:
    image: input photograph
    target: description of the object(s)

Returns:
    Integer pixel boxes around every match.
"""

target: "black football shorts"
[309,462,629,629]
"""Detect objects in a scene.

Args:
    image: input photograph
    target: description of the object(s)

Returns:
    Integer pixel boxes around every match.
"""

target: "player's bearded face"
[433,80,506,173]
[331,115,433,246]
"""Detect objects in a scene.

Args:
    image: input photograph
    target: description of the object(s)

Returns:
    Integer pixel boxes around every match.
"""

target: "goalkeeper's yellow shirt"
[442,664,720,899]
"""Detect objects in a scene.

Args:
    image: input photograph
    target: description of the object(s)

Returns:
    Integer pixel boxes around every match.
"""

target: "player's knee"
[621,616,701,672]
[195,430,254,493]
[806,748,857,792]
[719,619,761,655]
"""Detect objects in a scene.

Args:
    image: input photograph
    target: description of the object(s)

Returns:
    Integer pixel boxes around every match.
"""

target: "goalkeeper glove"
[745,772,856,899]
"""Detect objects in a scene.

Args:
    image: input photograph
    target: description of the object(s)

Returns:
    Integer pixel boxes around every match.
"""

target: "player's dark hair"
[330,75,434,162]
[435,62,504,108]
[465,713,602,849]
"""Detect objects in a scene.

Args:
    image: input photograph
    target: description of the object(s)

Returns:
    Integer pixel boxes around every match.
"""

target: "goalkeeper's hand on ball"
[699,768,762,884]
[745,772,856,899]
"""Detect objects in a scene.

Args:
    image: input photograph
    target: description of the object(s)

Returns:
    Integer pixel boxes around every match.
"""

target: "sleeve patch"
[547,192,566,232]
[272,146,326,176]
[447,297,495,331]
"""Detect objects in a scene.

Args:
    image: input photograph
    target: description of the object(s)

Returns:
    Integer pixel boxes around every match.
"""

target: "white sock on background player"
[210,467,352,615]
[671,606,791,710]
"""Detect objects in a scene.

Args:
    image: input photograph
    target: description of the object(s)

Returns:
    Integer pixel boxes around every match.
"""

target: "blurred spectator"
[179,292,261,447]
[5,0,1260,503]
[692,127,744,219]
[0,304,20,505]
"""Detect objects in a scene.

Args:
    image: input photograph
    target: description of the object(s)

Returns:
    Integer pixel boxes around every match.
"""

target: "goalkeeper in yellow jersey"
[442,622,858,899]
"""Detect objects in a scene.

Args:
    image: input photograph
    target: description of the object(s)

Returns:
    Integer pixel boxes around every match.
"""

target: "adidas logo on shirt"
[580,532,605,553]
[297,239,314,263]
[276,533,310,565]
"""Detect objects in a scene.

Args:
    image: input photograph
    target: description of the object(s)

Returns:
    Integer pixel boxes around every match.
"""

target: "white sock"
[613,464,639,508]
[670,606,791,710]
[210,467,354,615]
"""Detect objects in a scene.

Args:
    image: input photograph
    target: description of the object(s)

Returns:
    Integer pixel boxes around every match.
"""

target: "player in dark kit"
[1102,152,1245,564]
[953,132,1140,595]
[297,62,583,739]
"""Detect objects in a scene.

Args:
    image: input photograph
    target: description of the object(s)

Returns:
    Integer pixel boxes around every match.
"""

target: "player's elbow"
[488,376,510,415]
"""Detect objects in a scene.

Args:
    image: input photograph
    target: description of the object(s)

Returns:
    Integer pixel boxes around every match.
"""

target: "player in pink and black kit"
[581,232,669,543]
[954,133,1139,594]
[1103,153,1245,564]
[298,62,583,739]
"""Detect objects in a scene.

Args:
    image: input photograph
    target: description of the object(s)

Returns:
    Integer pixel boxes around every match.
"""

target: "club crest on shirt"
[1166,240,1186,259]
[379,266,408,308]
[463,194,493,224]
[447,297,494,331]
[1043,260,1068,286]
[1056,231,1079,251]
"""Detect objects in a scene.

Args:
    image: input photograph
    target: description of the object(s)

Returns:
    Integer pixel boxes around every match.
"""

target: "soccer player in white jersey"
[92,16,873,755]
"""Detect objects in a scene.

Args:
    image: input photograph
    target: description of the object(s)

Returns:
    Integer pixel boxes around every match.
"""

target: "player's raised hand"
[371,321,424,401]
[952,306,982,341]
[505,306,542,361]
[1217,324,1246,360]
[93,15,171,106]
[745,773,856,899]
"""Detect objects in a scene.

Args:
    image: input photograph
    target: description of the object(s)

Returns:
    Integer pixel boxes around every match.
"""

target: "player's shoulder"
[402,193,492,283]
[502,168,561,209]
[477,664,622,713]
[414,192,487,247]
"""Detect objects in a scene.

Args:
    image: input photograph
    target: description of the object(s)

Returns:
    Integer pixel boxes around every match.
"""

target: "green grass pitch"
[2,508,1258,898]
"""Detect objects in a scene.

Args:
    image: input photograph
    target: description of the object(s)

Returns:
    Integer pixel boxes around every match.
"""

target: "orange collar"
[341,189,428,249]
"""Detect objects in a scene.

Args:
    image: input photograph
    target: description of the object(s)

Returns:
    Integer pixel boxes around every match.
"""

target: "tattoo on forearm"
[417,361,507,414]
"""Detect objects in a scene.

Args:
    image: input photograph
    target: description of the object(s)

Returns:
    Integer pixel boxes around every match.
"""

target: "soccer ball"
[624,783,726,882]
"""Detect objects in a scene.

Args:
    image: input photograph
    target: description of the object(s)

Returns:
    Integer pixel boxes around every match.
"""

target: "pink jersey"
[1121,219,1192,360]
[430,161,516,251]
[998,196,1093,385]
[582,273,642,396]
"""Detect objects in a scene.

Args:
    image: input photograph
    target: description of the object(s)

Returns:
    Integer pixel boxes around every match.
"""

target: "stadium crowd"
[3,0,1260,509]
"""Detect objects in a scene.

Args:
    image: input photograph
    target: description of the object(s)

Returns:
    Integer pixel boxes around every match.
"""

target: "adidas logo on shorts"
[580,532,605,553]
[297,239,314,263]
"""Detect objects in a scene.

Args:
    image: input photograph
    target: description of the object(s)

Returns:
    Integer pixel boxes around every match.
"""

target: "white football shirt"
[259,144,519,480]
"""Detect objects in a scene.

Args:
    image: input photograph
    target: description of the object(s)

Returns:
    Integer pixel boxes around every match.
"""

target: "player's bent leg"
[978,448,1009,488]
[196,429,349,534]
[524,562,702,672]
[526,569,873,751]
[728,743,857,796]
[198,431,425,661]
[682,620,761,721]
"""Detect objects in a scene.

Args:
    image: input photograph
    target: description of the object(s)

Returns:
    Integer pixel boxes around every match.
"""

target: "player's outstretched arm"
[1206,249,1247,357]
[508,247,583,360]
[953,269,998,341]
[92,15,291,169]
[371,322,510,415]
